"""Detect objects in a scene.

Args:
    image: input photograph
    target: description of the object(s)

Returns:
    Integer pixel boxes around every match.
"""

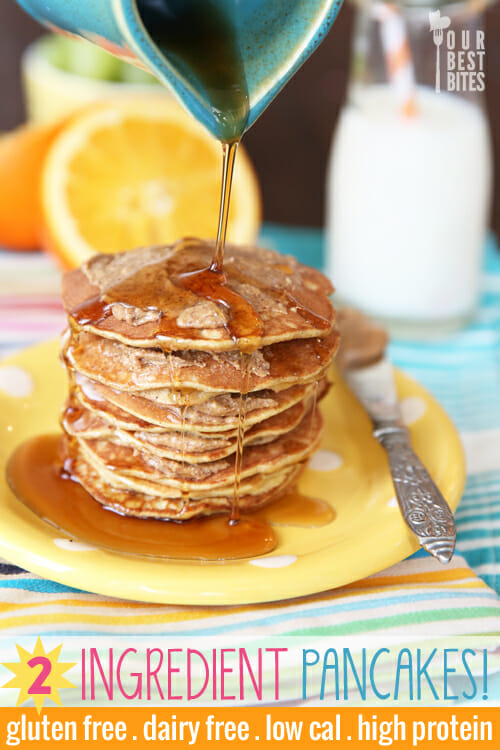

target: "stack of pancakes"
[60,240,339,520]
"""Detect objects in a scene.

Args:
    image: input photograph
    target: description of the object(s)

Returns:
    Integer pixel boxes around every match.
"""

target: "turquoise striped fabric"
[261,226,500,594]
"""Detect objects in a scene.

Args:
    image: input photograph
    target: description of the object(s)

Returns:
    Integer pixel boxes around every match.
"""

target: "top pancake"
[62,240,335,352]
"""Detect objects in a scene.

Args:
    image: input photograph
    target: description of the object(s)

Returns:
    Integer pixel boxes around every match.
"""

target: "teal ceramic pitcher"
[16,0,343,141]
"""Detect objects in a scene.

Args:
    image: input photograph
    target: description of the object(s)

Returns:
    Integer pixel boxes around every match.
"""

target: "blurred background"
[0,1,499,235]
[4,0,498,236]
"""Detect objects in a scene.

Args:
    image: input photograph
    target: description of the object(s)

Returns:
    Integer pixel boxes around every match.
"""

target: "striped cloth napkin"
[1,225,500,637]
[0,553,498,637]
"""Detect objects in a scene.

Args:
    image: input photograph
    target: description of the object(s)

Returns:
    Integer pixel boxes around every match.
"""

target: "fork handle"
[436,45,441,92]
[374,425,456,563]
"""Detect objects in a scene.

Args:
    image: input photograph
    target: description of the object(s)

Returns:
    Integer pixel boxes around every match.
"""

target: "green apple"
[41,35,122,81]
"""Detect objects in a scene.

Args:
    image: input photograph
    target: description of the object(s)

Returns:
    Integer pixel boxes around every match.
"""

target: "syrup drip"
[311,378,319,423]
[231,394,245,525]
[226,264,331,334]
[309,378,320,460]
[61,400,87,435]
[213,141,238,272]
[173,256,264,345]
[71,237,264,349]
[6,435,334,561]
[167,350,176,384]
[230,350,255,524]
[180,401,187,502]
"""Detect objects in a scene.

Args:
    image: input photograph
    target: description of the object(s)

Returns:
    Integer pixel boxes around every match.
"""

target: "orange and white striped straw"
[373,2,418,117]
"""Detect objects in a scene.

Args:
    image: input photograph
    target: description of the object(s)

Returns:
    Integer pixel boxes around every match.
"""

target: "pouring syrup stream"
[213,141,239,272]
[174,140,259,525]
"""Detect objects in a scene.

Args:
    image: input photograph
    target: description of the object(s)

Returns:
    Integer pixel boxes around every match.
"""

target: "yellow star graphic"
[2,637,76,713]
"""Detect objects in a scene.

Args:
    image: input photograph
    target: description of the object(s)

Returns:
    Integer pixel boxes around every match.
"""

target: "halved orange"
[41,96,261,268]
[0,121,63,250]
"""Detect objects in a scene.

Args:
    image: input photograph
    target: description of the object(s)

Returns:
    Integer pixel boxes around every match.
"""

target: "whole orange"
[0,122,63,250]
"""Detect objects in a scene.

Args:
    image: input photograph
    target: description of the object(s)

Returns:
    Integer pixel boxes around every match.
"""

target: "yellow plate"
[0,340,465,605]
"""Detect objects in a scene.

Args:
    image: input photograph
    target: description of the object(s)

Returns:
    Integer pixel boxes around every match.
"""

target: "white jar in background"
[325,0,492,335]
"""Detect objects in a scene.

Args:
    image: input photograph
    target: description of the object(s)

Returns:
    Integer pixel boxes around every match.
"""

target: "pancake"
[74,372,314,433]
[73,385,161,432]
[62,240,335,351]
[69,451,304,519]
[63,327,339,394]
[74,442,306,501]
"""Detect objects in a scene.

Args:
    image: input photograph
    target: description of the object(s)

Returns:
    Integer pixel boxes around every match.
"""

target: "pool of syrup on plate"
[7,435,334,561]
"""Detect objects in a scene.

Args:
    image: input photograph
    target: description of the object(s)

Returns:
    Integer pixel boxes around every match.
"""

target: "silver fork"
[344,359,457,563]
[433,26,443,92]
[336,309,457,564]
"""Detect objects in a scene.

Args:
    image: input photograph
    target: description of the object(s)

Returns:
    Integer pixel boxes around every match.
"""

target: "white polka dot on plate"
[400,397,427,426]
[309,450,343,471]
[0,366,34,398]
[249,555,297,569]
[387,496,398,508]
[461,430,500,474]
[54,538,97,552]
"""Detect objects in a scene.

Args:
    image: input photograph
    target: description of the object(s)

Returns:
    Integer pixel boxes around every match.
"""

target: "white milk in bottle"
[326,84,491,328]
[325,0,492,334]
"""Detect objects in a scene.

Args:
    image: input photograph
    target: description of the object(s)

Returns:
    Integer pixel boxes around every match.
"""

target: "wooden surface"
[0,3,41,128]
[1,1,499,235]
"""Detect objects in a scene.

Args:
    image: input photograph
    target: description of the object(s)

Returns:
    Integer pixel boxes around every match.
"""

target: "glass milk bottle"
[326,0,492,334]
